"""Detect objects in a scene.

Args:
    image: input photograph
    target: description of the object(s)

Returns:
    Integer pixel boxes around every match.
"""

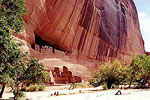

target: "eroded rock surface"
[20,0,145,79]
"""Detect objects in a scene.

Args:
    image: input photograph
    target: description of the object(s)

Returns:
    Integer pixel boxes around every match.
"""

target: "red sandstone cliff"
[19,0,145,79]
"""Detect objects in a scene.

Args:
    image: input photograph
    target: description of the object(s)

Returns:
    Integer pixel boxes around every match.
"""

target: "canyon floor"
[1,84,150,100]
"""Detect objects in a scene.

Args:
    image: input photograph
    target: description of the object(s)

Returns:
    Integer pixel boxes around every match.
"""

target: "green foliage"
[0,0,27,90]
[24,85,45,91]
[23,58,50,86]
[91,55,150,89]
[129,56,143,78]
[28,85,39,91]
[141,55,150,78]
[0,0,49,99]
[0,73,14,86]
[76,83,85,88]
[39,85,45,91]
[0,27,26,87]
[76,82,93,88]
[92,59,124,89]
[0,28,26,99]
[41,71,50,83]
[89,77,101,87]
[102,84,108,90]
[125,55,150,87]
[13,90,25,100]
[0,0,26,33]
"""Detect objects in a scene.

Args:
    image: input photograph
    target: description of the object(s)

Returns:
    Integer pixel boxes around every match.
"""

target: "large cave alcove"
[34,33,50,48]
[31,32,66,53]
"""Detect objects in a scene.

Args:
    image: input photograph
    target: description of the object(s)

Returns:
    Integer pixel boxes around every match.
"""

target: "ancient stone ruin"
[51,66,82,84]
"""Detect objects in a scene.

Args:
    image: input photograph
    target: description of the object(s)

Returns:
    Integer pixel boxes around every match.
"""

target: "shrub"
[102,84,108,90]
[76,83,85,88]
[24,85,45,91]
[76,82,93,88]
[39,86,45,91]
[89,78,101,87]
[31,85,39,91]
[28,85,39,91]
[24,87,30,92]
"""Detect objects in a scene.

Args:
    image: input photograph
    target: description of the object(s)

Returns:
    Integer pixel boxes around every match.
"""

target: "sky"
[133,0,150,52]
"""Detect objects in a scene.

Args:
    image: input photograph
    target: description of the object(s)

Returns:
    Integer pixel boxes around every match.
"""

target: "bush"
[89,78,101,87]
[102,84,108,90]
[30,85,39,91]
[24,87,30,92]
[24,85,45,91]
[76,82,92,88]
[76,83,84,88]
[39,86,45,91]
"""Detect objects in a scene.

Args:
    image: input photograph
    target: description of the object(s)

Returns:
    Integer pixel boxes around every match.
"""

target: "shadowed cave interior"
[31,32,66,53]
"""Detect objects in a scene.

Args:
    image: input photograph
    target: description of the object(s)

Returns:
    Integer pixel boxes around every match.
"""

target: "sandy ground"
[26,89,150,100]
[1,85,150,100]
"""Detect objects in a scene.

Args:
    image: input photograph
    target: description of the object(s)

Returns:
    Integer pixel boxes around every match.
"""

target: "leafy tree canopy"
[0,0,26,33]
[91,59,124,89]
[90,55,150,89]
[23,58,49,86]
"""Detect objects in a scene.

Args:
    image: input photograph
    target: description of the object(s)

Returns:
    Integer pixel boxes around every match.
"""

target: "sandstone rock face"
[22,0,145,79]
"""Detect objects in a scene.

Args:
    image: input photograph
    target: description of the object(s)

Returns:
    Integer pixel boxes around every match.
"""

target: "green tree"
[11,58,49,99]
[138,55,150,87]
[22,58,49,86]
[91,55,150,89]
[0,0,26,98]
[0,0,49,99]
[0,0,26,32]
[0,32,49,99]
[128,55,144,88]
[0,28,26,98]
[92,60,124,89]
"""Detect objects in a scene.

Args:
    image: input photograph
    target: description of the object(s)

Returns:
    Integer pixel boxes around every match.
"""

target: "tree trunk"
[0,84,5,98]
[107,80,114,89]
[129,78,133,88]
[14,85,20,100]
[107,83,112,89]
[15,85,19,98]
[142,78,148,87]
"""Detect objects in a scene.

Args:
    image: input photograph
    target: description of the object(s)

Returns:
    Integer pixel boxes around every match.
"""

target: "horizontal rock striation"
[21,0,145,79]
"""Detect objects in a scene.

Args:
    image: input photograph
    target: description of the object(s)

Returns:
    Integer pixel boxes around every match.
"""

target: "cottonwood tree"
[0,0,26,98]
[0,28,27,98]
[92,60,124,89]
[135,55,150,87]
[128,56,144,88]
[0,0,26,32]
[12,58,49,100]
[0,0,49,99]
[22,58,50,87]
